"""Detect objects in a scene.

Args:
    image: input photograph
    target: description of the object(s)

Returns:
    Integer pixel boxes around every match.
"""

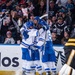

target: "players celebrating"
[20,17,56,75]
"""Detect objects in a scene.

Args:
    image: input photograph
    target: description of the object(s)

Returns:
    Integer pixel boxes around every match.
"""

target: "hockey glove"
[23,30,29,40]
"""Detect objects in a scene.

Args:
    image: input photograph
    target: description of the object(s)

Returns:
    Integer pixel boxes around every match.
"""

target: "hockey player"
[58,31,75,75]
[20,18,43,75]
[64,33,75,72]
[38,20,56,75]
[30,17,44,75]
[32,19,56,75]
[20,21,39,75]
[28,18,47,75]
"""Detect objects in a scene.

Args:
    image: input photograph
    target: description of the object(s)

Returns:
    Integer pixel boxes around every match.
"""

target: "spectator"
[29,13,34,21]
[17,16,23,28]
[0,0,75,45]
[51,16,57,24]
[0,0,6,11]
[54,17,69,41]
[2,0,13,11]
[70,23,75,37]
[19,0,25,5]
[47,18,53,29]
[14,4,23,17]
[66,0,74,11]
[56,0,68,7]
[33,0,46,16]
[49,0,60,17]
[0,11,10,37]
[4,31,15,44]
[21,4,29,18]
[26,1,35,13]
[61,31,69,45]
[49,16,57,32]
[57,8,72,27]
[51,31,61,44]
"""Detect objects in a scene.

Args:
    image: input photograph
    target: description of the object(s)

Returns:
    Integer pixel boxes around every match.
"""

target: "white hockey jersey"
[20,28,38,48]
[35,28,46,47]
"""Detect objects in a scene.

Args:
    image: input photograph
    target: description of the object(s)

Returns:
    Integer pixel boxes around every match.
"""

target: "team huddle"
[20,17,56,75]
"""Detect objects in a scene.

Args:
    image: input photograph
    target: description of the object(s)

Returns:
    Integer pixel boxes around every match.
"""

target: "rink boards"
[0,45,65,75]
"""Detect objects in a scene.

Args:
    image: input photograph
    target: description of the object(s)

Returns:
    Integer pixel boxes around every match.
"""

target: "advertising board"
[0,45,65,72]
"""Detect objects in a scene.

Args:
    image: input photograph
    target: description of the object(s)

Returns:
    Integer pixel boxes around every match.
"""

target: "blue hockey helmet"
[39,19,47,26]
[26,21,33,28]
[39,19,49,30]
[34,16,40,21]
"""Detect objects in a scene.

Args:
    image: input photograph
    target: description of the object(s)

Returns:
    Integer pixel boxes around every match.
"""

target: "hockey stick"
[58,50,75,75]
[42,30,47,55]
[40,14,48,19]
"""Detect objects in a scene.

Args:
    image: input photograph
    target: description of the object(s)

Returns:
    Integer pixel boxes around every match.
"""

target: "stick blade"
[63,65,72,75]
[58,64,69,75]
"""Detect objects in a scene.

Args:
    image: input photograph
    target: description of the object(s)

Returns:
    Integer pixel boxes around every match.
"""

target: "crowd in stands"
[0,0,75,45]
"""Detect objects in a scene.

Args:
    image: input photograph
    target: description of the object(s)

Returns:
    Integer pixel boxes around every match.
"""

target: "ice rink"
[0,71,16,75]
[0,70,23,75]
[0,71,47,75]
